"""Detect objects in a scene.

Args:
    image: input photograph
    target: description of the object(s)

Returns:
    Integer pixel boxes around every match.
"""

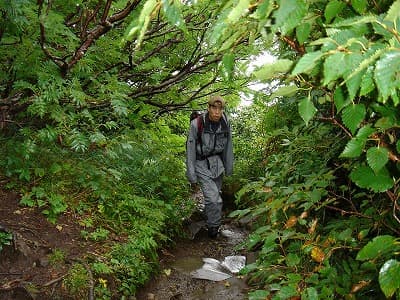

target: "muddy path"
[135,192,252,300]
[0,188,252,300]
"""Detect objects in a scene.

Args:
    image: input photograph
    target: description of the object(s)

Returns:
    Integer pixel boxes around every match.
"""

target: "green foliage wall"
[213,0,400,299]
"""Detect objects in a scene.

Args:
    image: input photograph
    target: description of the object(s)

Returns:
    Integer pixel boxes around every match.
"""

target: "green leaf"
[341,125,376,158]
[272,85,298,97]
[341,104,366,134]
[366,147,389,173]
[298,97,317,126]
[340,138,365,158]
[286,253,301,267]
[253,59,293,81]
[356,235,399,261]
[359,66,375,96]
[334,86,350,112]
[351,0,367,14]
[344,47,385,85]
[124,0,158,47]
[249,290,270,300]
[344,53,364,100]
[356,125,376,139]
[226,0,251,24]
[379,259,400,298]
[323,52,347,85]
[324,0,346,23]
[384,0,400,23]
[274,0,308,35]
[161,0,186,31]
[303,287,319,300]
[350,165,394,192]
[296,22,311,44]
[222,52,235,80]
[329,15,376,27]
[374,51,400,104]
[397,140,400,153]
[292,51,324,75]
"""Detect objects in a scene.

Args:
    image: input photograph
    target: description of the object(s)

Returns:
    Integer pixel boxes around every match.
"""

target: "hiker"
[186,95,234,238]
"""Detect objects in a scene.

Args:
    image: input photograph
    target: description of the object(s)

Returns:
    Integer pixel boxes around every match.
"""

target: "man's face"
[208,102,223,122]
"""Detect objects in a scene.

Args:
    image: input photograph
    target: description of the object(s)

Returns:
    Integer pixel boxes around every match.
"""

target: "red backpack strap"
[197,115,204,136]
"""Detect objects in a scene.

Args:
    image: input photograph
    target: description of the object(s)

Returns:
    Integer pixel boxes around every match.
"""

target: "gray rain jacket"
[186,113,234,183]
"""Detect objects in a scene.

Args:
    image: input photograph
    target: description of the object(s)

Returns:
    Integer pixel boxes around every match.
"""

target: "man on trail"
[186,95,234,238]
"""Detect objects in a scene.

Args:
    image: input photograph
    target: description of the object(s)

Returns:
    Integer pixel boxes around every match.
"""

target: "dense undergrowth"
[230,99,400,299]
[0,118,193,298]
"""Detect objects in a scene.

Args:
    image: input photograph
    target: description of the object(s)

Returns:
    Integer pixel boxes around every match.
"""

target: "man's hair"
[208,95,225,107]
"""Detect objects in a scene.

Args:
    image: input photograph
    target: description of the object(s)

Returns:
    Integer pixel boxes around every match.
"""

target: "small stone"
[38,257,49,267]
[147,293,156,300]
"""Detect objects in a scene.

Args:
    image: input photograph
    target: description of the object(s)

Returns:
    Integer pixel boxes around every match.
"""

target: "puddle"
[135,215,250,300]
[170,256,204,274]
[189,276,248,300]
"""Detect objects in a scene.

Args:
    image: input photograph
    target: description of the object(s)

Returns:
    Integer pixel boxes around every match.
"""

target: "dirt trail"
[135,191,251,300]
[135,221,250,300]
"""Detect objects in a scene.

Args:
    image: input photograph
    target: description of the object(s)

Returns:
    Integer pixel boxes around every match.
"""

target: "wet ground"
[135,220,251,300]
[0,187,252,300]
[135,189,252,300]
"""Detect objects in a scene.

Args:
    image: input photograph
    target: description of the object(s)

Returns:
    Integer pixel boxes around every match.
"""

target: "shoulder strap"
[196,115,204,156]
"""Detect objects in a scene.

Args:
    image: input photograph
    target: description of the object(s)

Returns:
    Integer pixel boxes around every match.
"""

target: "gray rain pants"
[197,173,223,228]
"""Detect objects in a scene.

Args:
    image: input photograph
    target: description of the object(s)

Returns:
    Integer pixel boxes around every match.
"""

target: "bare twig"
[42,274,66,287]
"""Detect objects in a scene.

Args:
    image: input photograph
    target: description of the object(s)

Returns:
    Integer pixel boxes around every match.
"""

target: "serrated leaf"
[323,52,347,85]
[374,51,400,103]
[324,0,346,23]
[343,53,364,100]
[356,125,376,139]
[292,51,324,75]
[351,0,367,14]
[226,0,251,24]
[162,0,186,31]
[272,85,298,97]
[357,235,399,261]
[340,138,365,158]
[253,59,293,81]
[252,0,274,20]
[125,0,158,48]
[334,86,350,112]
[384,0,400,23]
[345,48,385,88]
[360,66,375,96]
[366,147,389,173]
[298,97,317,126]
[296,22,311,44]
[222,52,235,80]
[350,165,393,192]
[274,0,308,35]
[379,259,400,298]
[341,104,366,134]
[329,15,376,27]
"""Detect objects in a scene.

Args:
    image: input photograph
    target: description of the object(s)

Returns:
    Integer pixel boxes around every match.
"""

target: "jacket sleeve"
[223,122,234,176]
[186,120,198,183]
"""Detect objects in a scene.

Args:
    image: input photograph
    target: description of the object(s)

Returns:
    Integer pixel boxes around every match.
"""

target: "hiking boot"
[208,226,219,239]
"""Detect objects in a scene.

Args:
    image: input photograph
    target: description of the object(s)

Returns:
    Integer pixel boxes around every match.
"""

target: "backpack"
[189,110,205,145]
